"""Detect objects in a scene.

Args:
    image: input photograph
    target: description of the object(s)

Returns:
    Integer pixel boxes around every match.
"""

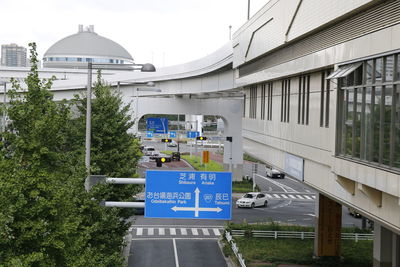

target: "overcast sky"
[1,0,268,67]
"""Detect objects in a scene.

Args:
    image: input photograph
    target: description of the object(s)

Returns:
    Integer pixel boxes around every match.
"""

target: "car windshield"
[243,194,254,198]
[146,148,155,151]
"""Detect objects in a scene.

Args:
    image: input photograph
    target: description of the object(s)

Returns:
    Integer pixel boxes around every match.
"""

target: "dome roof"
[44,25,133,61]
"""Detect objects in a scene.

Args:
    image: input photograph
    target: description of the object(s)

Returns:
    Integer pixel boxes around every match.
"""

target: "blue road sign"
[146,118,168,134]
[146,131,153,138]
[186,131,200,138]
[145,170,232,220]
[169,131,177,138]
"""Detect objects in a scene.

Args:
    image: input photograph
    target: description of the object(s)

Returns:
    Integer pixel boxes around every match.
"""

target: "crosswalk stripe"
[136,228,143,236]
[311,195,316,199]
[202,228,210,235]
[304,195,312,200]
[180,228,187,235]
[170,228,176,235]
[213,228,221,236]
[148,228,154,235]
[266,193,273,198]
[288,195,296,199]
[296,195,304,199]
[273,194,281,198]
[191,228,199,236]
[159,228,165,235]
[281,194,288,199]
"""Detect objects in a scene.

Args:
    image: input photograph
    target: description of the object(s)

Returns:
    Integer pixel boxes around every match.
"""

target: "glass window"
[363,87,373,161]
[385,56,394,82]
[373,86,382,163]
[382,86,392,165]
[397,55,400,81]
[343,89,353,155]
[354,88,362,158]
[394,86,400,168]
[366,60,373,84]
[375,58,383,83]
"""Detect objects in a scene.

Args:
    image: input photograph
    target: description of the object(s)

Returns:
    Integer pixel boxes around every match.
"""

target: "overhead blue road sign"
[146,131,153,138]
[169,131,177,138]
[186,131,200,138]
[145,170,232,220]
[147,118,168,134]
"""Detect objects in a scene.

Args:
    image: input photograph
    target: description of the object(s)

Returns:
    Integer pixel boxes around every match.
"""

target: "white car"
[266,168,285,179]
[236,192,268,208]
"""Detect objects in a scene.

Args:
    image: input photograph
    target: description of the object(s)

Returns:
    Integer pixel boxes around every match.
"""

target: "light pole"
[84,62,156,191]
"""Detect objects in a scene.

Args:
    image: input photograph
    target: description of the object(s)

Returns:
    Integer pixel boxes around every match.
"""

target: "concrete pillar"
[373,223,400,267]
[314,194,342,257]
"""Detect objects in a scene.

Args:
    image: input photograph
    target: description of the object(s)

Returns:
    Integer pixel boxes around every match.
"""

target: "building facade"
[1,43,27,67]
[235,0,400,265]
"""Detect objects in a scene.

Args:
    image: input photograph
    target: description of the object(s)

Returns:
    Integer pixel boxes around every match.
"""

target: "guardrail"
[225,231,246,267]
[229,230,373,242]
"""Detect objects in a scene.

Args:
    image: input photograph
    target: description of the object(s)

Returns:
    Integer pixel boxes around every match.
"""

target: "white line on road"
[170,228,176,235]
[311,195,316,199]
[173,238,180,267]
[136,228,143,236]
[191,228,199,236]
[266,193,273,198]
[180,228,187,235]
[273,194,281,198]
[213,228,221,236]
[296,195,304,199]
[148,228,154,235]
[304,195,312,200]
[287,219,296,222]
[281,194,288,199]
[202,228,210,236]
[306,213,316,217]
[288,195,296,199]
[159,228,165,235]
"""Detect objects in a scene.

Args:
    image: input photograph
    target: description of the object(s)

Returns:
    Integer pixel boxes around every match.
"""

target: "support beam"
[314,194,342,257]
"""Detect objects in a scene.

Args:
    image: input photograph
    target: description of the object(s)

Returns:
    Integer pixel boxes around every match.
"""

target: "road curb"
[123,232,133,265]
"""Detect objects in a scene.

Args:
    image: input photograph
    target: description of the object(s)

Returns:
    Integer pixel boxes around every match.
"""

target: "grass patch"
[225,222,373,267]
[181,155,224,171]
[243,153,265,164]
[232,179,260,193]
[233,237,372,267]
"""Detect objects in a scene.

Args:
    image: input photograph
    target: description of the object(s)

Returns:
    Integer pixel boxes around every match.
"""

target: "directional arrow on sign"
[171,187,222,217]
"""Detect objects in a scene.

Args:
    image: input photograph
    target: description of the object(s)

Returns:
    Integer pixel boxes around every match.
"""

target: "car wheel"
[251,202,255,209]
[264,201,268,207]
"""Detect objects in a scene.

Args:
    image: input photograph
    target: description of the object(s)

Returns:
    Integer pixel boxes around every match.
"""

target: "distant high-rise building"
[1,43,27,67]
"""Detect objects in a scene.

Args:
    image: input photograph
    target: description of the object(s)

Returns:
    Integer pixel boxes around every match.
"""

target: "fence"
[229,229,373,242]
[225,231,246,267]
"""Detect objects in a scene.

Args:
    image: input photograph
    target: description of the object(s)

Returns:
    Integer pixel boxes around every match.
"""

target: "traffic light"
[155,156,171,167]
[196,136,207,141]
[161,138,172,143]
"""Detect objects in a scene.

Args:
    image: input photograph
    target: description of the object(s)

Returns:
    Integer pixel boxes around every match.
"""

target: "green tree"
[0,43,129,266]
[71,71,142,203]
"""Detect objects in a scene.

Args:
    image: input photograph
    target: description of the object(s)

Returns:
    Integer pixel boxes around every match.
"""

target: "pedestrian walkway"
[129,226,222,239]
[233,192,315,201]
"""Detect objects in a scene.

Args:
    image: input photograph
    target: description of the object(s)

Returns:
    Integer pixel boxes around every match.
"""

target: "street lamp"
[84,62,156,191]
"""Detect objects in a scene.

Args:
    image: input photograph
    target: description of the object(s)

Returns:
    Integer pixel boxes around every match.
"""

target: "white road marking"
[180,228,187,235]
[273,194,281,198]
[213,228,221,236]
[304,195,312,200]
[148,228,154,235]
[288,195,296,199]
[306,213,316,217]
[266,193,273,198]
[281,194,288,199]
[136,228,143,236]
[311,195,316,199]
[202,228,210,236]
[159,228,165,235]
[173,238,180,267]
[191,228,199,236]
[296,195,304,199]
[170,228,176,235]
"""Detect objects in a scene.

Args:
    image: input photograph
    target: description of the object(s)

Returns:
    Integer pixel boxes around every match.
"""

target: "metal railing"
[225,231,246,267]
[229,230,373,242]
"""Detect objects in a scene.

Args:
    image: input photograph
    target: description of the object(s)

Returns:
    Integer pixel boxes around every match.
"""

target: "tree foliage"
[0,43,139,266]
